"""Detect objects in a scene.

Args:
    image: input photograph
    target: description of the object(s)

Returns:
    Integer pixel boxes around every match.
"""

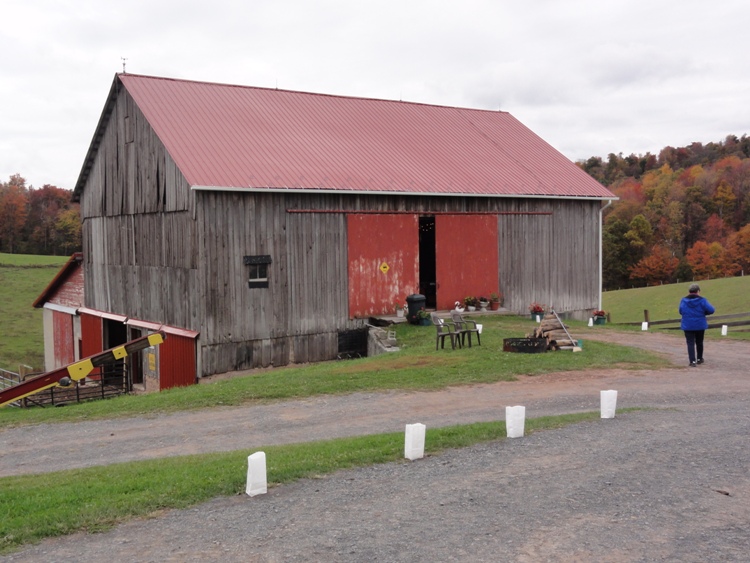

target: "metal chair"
[432,313,461,350]
[450,311,481,347]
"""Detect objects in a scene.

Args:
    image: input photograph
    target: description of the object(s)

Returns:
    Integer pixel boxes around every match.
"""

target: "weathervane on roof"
[121,57,128,73]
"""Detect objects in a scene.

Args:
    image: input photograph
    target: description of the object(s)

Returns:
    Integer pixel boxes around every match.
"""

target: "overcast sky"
[3,0,750,190]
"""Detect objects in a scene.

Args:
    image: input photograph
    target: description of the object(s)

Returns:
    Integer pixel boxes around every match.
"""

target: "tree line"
[0,174,81,256]
[581,135,750,290]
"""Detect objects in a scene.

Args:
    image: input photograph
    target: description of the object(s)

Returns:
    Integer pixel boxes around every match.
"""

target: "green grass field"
[602,276,750,324]
[0,253,68,372]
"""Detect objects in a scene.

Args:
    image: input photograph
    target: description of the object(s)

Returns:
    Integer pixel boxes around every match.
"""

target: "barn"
[72,73,616,383]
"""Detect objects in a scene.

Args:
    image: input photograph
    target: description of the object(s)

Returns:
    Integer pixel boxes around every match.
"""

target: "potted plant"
[529,301,545,320]
[592,309,607,325]
[464,296,478,312]
[489,292,502,311]
[417,308,432,326]
[395,301,405,318]
[478,296,489,312]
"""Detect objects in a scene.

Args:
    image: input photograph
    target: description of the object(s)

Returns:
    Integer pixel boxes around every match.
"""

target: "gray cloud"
[2,0,750,189]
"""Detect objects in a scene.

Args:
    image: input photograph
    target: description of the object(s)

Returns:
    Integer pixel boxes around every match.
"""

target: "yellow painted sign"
[380,262,390,274]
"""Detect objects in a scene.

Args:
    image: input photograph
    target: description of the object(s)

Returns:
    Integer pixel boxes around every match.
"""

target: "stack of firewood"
[528,313,579,350]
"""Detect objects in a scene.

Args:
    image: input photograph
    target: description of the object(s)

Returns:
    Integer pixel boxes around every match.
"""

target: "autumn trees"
[592,136,750,289]
[0,175,81,256]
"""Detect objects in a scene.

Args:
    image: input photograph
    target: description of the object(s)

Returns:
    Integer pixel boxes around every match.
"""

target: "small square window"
[244,255,272,288]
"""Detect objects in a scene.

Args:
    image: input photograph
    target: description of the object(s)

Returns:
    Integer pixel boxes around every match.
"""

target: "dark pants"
[684,330,705,363]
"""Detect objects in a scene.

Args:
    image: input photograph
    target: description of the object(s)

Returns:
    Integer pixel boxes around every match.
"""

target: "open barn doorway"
[419,216,437,308]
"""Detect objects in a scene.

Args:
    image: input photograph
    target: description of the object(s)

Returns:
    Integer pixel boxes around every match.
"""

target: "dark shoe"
[689,361,697,367]
[697,358,704,365]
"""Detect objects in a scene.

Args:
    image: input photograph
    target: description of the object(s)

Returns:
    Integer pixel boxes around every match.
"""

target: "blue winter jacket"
[679,294,715,331]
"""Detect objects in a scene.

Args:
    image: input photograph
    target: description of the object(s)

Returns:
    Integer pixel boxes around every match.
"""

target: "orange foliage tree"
[685,240,736,279]
[0,177,29,254]
[629,245,679,285]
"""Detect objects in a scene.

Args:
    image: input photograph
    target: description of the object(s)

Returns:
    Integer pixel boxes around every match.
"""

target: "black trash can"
[406,294,426,324]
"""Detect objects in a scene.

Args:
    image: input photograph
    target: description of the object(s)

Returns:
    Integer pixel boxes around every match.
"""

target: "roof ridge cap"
[117,72,509,114]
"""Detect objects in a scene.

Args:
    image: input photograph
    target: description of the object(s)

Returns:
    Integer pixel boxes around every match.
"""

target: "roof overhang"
[191,185,619,202]
[42,303,79,315]
[32,252,84,308]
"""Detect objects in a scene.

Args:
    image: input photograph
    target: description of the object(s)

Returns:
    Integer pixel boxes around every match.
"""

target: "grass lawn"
[0,411,605,554]
[0,253,68,372]
[0,314,666,428]
[603,276,750,324]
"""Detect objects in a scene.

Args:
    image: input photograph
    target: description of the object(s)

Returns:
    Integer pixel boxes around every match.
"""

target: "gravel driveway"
[3,330,750,561]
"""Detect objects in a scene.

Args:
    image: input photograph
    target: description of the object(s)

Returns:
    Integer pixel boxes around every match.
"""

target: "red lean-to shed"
[32,253,84,371]
[72,73,616,384]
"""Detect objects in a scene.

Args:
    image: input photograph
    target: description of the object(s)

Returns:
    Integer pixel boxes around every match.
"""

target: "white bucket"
[722,325,728,336]
[600,390,618,419]
[246,451,267,496]
[404,423,426,460]
[477,324,483,334]
[641,321,649,331]
[506,405,526,438]
[588,317,593,327]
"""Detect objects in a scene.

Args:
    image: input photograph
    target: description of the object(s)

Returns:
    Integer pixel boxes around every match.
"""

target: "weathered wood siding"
[196,191,602,374]
[197,191,359,375]
[79,85,200,332]
[498,198,600,315]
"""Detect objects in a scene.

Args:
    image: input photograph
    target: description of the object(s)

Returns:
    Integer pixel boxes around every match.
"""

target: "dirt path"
[1,330,746,478]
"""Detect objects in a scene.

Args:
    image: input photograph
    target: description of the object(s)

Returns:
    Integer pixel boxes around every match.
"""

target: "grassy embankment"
[603,276,750,339]
[0,252,68,372]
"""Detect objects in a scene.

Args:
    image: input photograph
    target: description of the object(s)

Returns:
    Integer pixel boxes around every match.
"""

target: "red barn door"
[348,214,419,318]
[52,310,76,368]
[435,215,499,310]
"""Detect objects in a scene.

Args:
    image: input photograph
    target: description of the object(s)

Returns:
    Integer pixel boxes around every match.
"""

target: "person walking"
[679,283,715,367]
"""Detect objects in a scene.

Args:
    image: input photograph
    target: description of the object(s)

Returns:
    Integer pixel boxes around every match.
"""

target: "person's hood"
[683,294,704,307]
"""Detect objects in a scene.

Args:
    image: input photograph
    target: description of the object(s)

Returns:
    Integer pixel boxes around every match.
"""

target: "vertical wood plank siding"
[498,198,600,314]
[80,84,198,334]
[197,190,357,375]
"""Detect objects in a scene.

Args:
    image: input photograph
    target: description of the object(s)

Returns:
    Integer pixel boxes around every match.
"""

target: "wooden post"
[644,309,650,323]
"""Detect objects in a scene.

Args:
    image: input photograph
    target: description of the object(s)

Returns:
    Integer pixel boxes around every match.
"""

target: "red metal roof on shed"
[32,253,84,309]
[115,74,614,199]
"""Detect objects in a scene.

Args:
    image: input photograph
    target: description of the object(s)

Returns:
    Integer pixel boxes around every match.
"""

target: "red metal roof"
[95,74,615,199]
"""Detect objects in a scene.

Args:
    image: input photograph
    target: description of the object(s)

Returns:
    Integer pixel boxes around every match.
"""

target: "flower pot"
[396,309,404,318]
[490,301,500,311]
[418,318,432,326]
[530,312,543,320]
[467,306,476,312]
[593,316,606,325]
[479,301,489,312]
